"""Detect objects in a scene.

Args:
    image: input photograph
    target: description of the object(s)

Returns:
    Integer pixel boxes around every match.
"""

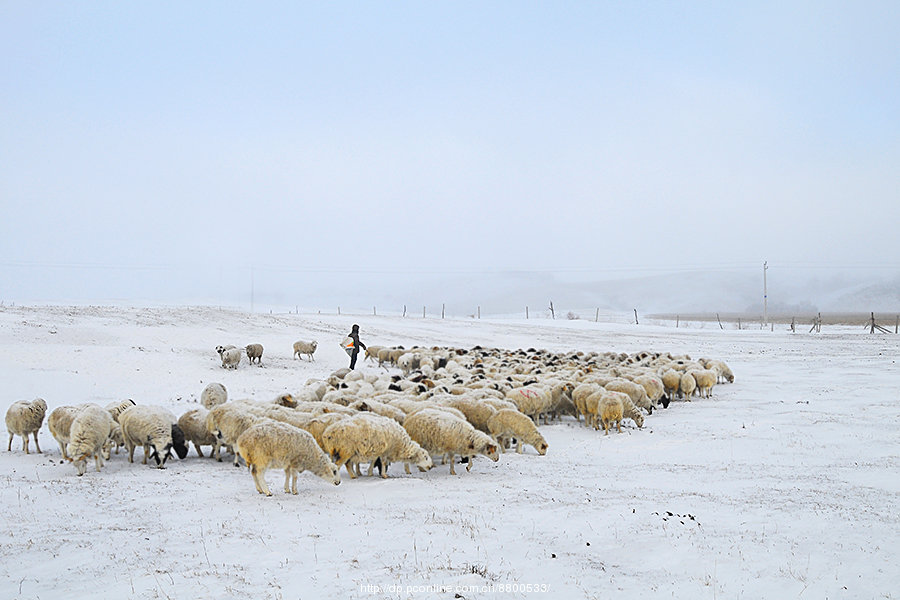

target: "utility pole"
[763,261,768,327]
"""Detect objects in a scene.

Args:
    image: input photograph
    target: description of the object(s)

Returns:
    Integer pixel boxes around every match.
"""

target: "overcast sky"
[2,2,899,305]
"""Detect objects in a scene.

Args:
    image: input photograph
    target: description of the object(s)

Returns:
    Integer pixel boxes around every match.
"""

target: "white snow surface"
[1,305,898,600]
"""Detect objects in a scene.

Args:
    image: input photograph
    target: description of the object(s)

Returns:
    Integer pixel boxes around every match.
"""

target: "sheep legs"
[283,468,299,494]
[250,465,272,496]
[448,453,457,475]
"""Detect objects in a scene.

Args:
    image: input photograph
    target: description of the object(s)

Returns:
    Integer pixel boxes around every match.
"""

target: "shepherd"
[344,324,366,370]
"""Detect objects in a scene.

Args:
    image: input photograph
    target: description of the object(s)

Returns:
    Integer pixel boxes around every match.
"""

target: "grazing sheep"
[403,409,500,475]
[294,413,348,451]
[633,374,665,408]
[244,343,264,365]
[572,383,603,425]
[598,394,624,435]
[235,421,341,496]
[679,372,697,400]
[505,382,573,424]
[119,405,189,468]
[661,369,682,401]
[691,369,718,398]
[105,399,137,423]
[205,403,267,465]
[293,340,318,361]
[200,383,228,409]
[605,379,653,414]
[220,347,242,370]
[708,360,735,384]
[486,409,548,455]
[321,413,432,479]
[178,407,218,457]
[434,397,497,433]
[5,398,48,454]
[609,391,644,429]
[67,404,114,476]
[48,405,84,460]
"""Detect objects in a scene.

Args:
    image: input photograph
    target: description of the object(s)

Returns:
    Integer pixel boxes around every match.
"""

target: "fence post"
[676,315,679,328]
[442,304,445,319]
[423,306,426,318]
[737,318,741,330]
[790,317,795,333]
[549,301,555,320]
[338,306,341,315]
[717,313,723,330]
[526,306,529,319]
[373,306,376,316]
[595,308,600,322]
[403,305,407,317]
[896,315,899,334]
[477,306,481,319]
[633,309,639,325]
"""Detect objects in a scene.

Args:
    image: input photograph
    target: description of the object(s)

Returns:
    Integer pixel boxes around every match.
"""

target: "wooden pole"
[423,306,426,318]
[441,304,445,319]
[717,313,724,330]
[477,306,481,319]
[402,305,407,317]
[737,318,741,330]
[633,309,639,325]
[676,315,679,328]
[596,308,600,323]
[338,306,340,315]
[549,301,555,320]
[896,315,899,334]
[373,306,376,316]
[790,317,795,333]
[526,306,529,319]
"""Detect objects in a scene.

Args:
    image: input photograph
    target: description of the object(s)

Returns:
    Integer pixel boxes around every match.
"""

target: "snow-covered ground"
[1,305,897,600]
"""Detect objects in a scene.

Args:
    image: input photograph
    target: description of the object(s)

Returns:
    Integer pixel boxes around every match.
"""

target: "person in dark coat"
[347,324,366,370]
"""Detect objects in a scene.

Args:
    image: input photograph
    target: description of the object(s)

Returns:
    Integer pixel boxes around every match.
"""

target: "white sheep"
[48,405,84,460]
[205,403,267,465]
[661,369,682,401]
[105,398,136,423]
[321,413,433,479]
[5,398,48,454]
[691,369,717,398]
[220,347,242,370]
[293,340,318,361]
[486,409,548,455]
[119,405,189,468]
[598,394,623,435]
[679,372,697,400]
[605,378,653,414]
[402,409,500,475]
[235,421,341,496]
[434,397,497,433]
[245,343,264,365]
[200,383,228,409]
[178,407,218,457]
[67,404,114,476]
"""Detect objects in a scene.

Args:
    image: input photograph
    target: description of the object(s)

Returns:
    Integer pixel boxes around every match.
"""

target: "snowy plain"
[0,304,898,600]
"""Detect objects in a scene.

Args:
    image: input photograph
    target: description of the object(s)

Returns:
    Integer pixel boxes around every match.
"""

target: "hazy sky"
[2,2,899,303]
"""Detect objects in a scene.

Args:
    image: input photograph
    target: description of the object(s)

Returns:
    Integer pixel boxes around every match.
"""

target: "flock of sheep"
[4,336,734,497]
